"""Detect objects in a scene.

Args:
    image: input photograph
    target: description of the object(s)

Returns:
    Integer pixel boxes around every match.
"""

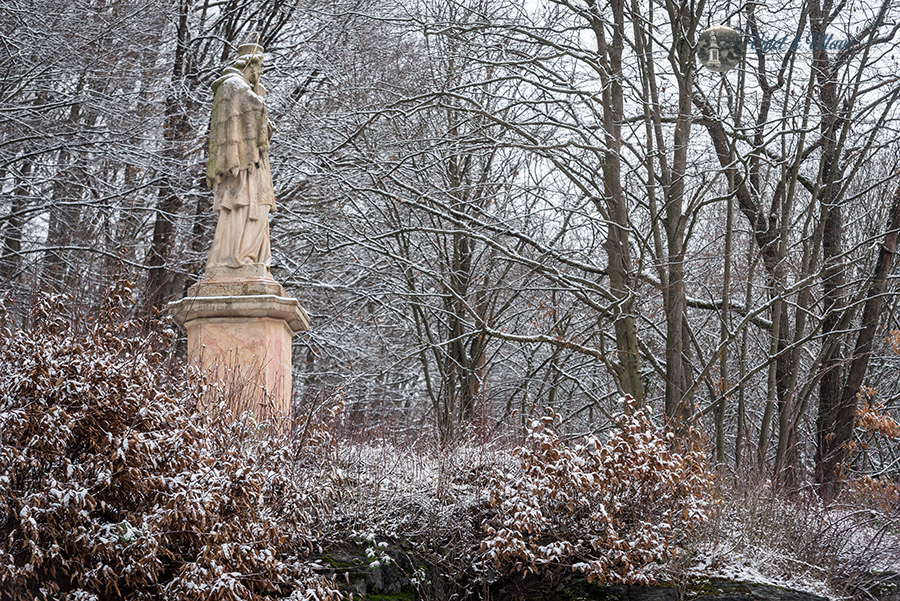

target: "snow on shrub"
[0,284,342,601]
[480,397,715,585]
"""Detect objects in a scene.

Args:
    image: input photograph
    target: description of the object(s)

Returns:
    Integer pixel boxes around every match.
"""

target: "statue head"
[233,43,264,89]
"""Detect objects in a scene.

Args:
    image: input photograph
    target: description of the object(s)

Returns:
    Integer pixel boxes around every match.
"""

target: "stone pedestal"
[167,276,309,422]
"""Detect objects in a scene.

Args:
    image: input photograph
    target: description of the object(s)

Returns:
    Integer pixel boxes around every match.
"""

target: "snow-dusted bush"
[481,399,715,585]
[0,284,341,601]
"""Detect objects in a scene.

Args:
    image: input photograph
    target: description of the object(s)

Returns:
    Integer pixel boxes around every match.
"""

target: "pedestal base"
[167,277,309,423]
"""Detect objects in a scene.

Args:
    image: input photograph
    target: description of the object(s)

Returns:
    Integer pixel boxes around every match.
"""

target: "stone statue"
[205,43,275,279]
[169,41,308,424]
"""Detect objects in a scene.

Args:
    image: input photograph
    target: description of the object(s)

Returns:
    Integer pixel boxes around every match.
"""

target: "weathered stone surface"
[169,291,308,333]
[489,576,833,601]
[312,542,839,601]
[549,578,829,601]
[315,543,415,600]
[188,274,286,297]
[168,280,308,421]
[205,43,276,278]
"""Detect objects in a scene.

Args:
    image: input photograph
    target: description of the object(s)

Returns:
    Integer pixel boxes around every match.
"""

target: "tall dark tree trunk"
[185,189,213,291]
[143,0,193,314]
[588,0,644,407]
[817,184,900,499]
[41,80,88,292]
[660,0,696,422]
[441,147,490,435]
[1,160,31,283]
[815,192,846,496]
[41,164,87,292]
[695,97,795,465]
[809,0,849,500]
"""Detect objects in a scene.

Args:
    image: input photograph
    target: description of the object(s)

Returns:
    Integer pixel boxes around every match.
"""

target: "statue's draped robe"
[205,68,275,276]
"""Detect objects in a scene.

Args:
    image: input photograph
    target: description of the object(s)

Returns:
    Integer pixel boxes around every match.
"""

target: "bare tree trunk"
[695,92,797,471]
[588,0,644,406]
[716,168,735,465]
[1,160,31,283]
[186,188,213,289]
[817,184,900,499]
[810,0,849,499]
[660,0,697,422]
[41,79,87,292]
[143,0,192,314]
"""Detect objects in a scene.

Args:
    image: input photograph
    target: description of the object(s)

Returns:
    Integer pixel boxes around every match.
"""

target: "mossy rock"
[312,541,415,598]
[500,577,828,601]
[362,588,418,601]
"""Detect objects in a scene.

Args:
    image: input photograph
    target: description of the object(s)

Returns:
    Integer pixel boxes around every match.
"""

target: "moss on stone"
[362,586,417,601]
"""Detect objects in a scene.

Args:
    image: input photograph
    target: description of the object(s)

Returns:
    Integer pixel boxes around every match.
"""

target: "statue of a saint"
[205,43,275,279]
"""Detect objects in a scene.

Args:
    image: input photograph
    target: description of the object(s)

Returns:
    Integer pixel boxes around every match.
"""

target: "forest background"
[3,0,900,502]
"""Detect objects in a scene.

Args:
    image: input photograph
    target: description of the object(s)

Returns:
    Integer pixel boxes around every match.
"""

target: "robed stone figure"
[205,43,275,278]
[168,42,308,424]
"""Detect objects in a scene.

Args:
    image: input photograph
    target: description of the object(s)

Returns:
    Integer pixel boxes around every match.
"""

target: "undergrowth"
[0,283,341,601]
[480,403,715,585]
[1,284,898,600]
[690,478,900,599]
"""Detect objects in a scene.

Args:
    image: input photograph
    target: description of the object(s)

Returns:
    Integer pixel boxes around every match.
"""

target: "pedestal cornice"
[168,293,309,333]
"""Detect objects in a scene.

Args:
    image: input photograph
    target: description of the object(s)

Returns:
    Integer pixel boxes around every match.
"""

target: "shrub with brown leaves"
[0,284,341,601]
[481,398,715,585]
